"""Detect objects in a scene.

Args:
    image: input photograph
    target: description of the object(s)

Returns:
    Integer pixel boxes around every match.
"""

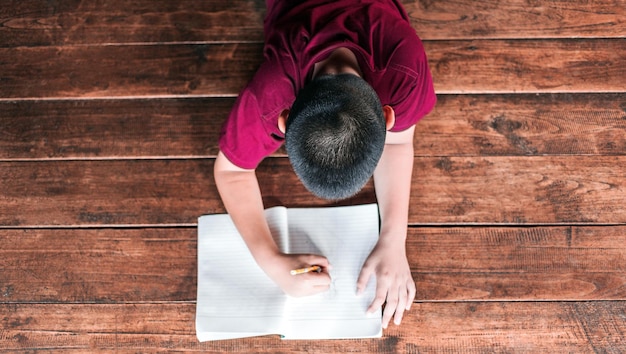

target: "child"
[214,0,436,329]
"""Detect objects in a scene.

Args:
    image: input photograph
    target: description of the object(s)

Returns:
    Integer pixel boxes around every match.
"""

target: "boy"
[214,0,436,329]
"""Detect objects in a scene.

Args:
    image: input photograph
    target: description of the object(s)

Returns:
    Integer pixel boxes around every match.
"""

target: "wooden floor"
[1,0,625,352]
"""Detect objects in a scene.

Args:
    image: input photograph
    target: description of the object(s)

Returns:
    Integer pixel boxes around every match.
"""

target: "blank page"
[281,204,382,339]
[196,207,288,341]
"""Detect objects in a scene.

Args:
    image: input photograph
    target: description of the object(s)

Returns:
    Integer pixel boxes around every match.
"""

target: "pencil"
[290,265,322,275]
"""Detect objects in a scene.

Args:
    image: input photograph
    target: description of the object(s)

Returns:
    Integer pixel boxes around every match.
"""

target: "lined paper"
[196,208,288,340]
[195,204,382,341]
[282,204,381,339]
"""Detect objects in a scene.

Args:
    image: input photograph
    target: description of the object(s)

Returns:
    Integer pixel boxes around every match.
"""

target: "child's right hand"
[261,253,332,297]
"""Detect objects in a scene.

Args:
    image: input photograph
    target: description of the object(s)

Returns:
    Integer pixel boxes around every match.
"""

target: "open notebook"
[196,203,382,341]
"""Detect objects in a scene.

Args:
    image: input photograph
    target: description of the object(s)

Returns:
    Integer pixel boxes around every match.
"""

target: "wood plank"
[0,158,375,227]
[0,43,261,99]
[0,156,624,226]
[0,226,624,303]
[1,39,624,99]
[0,228,197,303]
[417,93,626,157]
[0,0,266,46]
[0,98,230,159]
[428,39,626,94]
[1,302,624,352]
[413,155,626,224]
[404,0,626,40]
[1,0,623,48]
[1,1,622,353]
[1,93,624,160]
[410,226,626,301]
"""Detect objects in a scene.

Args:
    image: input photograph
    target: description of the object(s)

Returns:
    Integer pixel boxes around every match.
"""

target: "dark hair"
[285,74,386,200]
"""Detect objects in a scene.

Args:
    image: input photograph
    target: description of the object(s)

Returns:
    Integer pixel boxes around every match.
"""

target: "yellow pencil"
[290,265,322,275]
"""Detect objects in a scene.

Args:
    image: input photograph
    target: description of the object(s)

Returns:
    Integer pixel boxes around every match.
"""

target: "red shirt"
[219,0,437,169]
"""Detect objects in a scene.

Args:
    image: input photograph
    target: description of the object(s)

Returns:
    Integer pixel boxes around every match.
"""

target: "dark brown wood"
[417,93,626,157]
[427,39,626,94]
[0,228,198,303]
[1,302,624,352]
[1,39,624,99]
[1,0,623,47]
[1,0,624,351]
[1,93,624,160]
[412,155,626,224]
[0,159,375,227]
[410,226,626,301]
[404,0,626,39]
[0,98,230,159]
[1,226,623,303]
[1,157,624,226]
[0,0,267,46]
[0,44,261,99]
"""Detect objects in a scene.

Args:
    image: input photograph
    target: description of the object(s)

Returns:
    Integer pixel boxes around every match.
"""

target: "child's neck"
[313,47,362,78]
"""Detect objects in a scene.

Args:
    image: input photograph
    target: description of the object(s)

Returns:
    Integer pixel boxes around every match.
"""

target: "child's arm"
[356,125,417,328]
[214,151,331,297]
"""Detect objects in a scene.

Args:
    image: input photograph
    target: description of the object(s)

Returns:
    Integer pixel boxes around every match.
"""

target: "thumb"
[306,254,331,270]
[356,263,374,295]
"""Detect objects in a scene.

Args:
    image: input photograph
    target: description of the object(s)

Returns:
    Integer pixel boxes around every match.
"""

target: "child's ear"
[383,105,395,131]
[278,109,290,134]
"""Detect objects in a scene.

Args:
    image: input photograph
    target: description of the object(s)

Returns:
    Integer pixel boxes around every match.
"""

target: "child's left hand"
[356,238,416,328]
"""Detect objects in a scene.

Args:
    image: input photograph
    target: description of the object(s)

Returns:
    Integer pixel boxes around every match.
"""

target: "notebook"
[195,203,382,341]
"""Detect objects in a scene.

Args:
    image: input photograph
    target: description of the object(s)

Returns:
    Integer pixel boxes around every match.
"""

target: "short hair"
[285,74,387,200]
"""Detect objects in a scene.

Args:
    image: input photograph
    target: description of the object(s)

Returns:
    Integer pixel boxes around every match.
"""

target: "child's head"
[284,74,387,200]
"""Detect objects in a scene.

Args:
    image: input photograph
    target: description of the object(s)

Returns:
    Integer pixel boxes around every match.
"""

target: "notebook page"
[281,204,382,339]
[196,207,289,341]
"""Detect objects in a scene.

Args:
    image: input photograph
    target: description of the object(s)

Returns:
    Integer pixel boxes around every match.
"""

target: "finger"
[306,272,331,287]
[381,289,398,329]
[356,264,374,295]
[306,254,331,270]
[393,286,407,325]
[367,274,390,313]
[311,284,331,293]
[406,280,416,310]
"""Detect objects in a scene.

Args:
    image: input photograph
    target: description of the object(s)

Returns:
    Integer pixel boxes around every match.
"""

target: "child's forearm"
[373,127,415,243]
[214,152,280,264]
[214,151,332,297]
[363,126,416,327]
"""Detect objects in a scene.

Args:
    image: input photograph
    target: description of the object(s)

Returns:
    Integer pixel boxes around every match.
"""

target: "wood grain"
[404,0,626,39]
[0,227,624,303]
[1,157,624,226]
[413,155,626,224]
[410,226,626,300]
[1,39,624,99]
[0,0,266,46]
[0,44,261,99]
[1,302,624,352]
[1,0,623,47]
[1,0,624,351]
[0,228,198,303]
[1,93,624,160]
[0,159,375,227]
[428,39,626,94]
[0,98,229,159]
[417,93,626,156]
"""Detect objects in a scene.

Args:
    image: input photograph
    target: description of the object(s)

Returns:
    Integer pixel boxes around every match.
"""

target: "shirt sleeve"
[218,88,283,169]
[382,29,437,132]
[218,49,296,169]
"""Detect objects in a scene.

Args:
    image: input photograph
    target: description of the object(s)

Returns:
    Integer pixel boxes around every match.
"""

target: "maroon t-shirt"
[219,0,437,169]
